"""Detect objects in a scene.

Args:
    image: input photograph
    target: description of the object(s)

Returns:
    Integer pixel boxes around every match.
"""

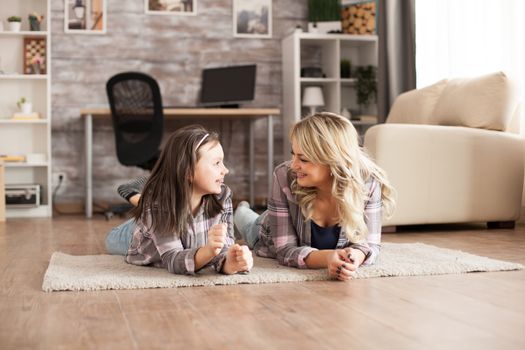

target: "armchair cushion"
[432,71,516,131]
[387,79,447,125]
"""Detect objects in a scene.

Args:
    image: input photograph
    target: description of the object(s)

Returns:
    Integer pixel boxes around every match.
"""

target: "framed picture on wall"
[145,0,197,15]
[23,37,47,75]
[64,0,107,34]
[233,0,272,38]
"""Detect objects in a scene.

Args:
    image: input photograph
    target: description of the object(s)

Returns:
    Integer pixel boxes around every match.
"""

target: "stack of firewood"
[341,1,376,35]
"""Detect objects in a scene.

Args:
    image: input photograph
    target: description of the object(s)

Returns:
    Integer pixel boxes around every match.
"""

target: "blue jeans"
[105,218,135,255]
[233,205,264,249]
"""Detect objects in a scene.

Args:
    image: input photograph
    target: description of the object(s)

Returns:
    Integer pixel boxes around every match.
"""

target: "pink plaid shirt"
[254,162,382,268]
[125,185,234,275]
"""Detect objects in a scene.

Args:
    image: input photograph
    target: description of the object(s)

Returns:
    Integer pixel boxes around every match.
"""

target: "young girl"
[234,113,395,281]
[105,125,253,275]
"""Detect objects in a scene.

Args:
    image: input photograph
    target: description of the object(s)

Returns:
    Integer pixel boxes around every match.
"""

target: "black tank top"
[311,220,340,250]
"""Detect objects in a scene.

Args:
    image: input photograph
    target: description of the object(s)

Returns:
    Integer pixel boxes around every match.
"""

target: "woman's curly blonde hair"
[290,112,395,242]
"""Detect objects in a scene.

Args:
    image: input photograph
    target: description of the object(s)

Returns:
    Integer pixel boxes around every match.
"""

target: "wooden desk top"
[81,108,280,119]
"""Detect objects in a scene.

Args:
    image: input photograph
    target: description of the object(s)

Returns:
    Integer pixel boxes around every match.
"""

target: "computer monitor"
[200,64,256,107]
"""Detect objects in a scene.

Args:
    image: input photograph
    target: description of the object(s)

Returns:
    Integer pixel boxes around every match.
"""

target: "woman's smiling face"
[290,138,331,189]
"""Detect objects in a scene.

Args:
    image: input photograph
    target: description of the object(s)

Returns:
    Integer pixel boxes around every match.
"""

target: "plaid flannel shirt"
[125,185,234,275]
[254,162,382,268]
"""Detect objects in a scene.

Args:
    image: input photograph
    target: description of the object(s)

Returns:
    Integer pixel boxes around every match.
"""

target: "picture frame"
[23,37,47,75]
[233,0,272,38]
[341,0,377,35]
[64,0,107,34]
[145,0,197,16]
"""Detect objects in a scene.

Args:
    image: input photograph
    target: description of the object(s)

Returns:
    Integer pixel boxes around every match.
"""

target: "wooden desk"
[0,160,4,222]
[81,108,280,218]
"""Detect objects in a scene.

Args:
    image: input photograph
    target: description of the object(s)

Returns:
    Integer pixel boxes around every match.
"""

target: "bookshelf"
[0,0,52,217]
[281,31,378,156]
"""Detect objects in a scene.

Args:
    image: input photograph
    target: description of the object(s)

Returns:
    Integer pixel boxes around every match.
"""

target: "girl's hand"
[327,249,356,281]
[206,223,227,256]
[223,244,253,274]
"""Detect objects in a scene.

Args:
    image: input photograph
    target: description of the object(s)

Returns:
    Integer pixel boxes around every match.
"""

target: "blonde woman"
[234,112,395,281]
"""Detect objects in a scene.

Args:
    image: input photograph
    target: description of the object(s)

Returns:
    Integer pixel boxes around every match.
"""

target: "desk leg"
[85,114,93,218]
[249,120,255,207]
[267,115,273,203]
[0,162,5,222]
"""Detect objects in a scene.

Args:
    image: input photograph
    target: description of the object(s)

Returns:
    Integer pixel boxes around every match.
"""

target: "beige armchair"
[364,72,525,228]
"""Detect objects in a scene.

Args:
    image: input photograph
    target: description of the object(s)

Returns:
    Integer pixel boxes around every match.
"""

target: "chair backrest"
[106,72,164,168]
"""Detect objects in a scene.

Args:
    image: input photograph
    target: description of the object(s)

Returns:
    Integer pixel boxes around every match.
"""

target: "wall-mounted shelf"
[4,162,49,168]
[0,119,48,124]
[0,31,48,37]
[0,75,47,80]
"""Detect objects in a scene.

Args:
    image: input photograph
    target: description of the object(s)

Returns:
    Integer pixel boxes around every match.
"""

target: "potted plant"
[354,65,377,114]
[307,0,341,33]
[17,97,32,114]
[28,13,44,31]
[340,59,351,78]
[7,16,22,32]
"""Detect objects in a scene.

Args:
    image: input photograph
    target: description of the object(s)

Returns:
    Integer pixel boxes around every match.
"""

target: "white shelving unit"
[0,0,52,218]
[281,31,378,157]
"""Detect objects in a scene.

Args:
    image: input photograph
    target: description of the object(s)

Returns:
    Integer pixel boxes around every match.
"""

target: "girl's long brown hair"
[132,125,223,237]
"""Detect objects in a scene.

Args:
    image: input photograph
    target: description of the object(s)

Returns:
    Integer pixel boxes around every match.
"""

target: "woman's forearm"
[304,250,333,268]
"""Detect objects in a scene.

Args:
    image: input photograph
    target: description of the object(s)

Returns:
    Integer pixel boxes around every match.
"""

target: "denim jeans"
[105,218,135,255]
[233,205,263,249]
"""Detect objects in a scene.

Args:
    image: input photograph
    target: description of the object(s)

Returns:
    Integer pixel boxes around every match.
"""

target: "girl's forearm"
[194,246,216,270]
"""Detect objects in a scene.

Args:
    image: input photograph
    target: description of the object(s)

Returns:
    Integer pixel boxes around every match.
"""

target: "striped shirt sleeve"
[208,187,234,273]
[268,164,316,269]
[353,178,382,266]
[117,176,148,202]
[126,210,200,275]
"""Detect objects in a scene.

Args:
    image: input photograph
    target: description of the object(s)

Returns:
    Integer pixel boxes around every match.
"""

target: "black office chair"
[106,71,164,171]
[104,72,164,219]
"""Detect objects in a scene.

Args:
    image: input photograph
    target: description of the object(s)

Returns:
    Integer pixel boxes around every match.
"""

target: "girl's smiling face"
[192,141,229,196]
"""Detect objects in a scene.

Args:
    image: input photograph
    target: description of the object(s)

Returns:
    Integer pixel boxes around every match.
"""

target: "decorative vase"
[29,19,41,31]
[32,64,41,75]
[8,22,21,32]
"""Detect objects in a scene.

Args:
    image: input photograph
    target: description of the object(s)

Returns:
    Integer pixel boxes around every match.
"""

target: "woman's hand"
[206,223,227,256]
[327,249,357,281]
[223,244,253,274]
[344,247,366,267]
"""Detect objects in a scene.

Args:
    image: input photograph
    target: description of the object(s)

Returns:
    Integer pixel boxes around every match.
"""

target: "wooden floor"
[0,217,524,350]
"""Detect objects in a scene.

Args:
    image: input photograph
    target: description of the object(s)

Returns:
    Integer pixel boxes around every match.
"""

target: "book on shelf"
[11,112,40,120]
[0,155,26,163]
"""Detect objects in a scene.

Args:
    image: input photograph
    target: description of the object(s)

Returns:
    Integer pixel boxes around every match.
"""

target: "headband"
[195,133,209,151]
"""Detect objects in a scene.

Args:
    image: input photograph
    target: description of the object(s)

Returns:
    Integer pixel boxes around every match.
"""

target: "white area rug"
[42,242,523,292]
